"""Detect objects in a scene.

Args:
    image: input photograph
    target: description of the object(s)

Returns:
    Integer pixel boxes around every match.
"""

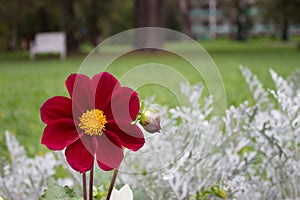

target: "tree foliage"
[0,0,195,51]
[257,0,300,40]
[0,0,135,51]
[232,0,253,41]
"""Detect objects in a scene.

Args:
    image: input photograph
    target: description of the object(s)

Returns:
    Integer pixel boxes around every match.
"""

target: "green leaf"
[238,145,255,156]
[40,180,83,200]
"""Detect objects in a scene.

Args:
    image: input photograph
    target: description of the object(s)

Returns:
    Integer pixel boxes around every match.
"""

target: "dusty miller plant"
[118,67,300,200]
[1,67,299,200]
[0,131,73,200]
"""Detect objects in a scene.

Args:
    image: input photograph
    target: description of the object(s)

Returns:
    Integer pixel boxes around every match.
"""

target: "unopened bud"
[216,189,227,199]
[139,109,161,133]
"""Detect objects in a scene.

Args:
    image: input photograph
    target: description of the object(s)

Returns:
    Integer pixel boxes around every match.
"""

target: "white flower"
[110,184,133,200]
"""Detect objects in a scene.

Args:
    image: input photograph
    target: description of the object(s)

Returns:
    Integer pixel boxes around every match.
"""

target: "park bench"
[30,32,66,60]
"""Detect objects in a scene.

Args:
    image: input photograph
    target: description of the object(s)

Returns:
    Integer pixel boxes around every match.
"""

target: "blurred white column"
[209,0,217,39]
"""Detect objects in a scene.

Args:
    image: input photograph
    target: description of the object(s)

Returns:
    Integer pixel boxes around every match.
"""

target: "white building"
[189,0,300,39]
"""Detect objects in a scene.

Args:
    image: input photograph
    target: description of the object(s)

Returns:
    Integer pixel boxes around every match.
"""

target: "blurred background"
[0,0,300,52]
[0,0,300,156]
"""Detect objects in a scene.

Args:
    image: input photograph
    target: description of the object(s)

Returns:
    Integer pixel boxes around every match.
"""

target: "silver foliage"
[118,67,300,200]
[1,66,299,200]
[0,131,68,200]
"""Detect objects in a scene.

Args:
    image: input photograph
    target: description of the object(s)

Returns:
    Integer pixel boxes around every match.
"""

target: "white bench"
[30,32,66,60]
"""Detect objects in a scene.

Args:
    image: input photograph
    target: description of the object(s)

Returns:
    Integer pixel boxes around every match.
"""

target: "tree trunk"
[234,0,248,41]
[62,0,80,53]
[8,23,18,50]
[38,8,50,32]
[281,19,289,41]
[87,0,100,47]
[134,0,167,49]
[179,0,193,38]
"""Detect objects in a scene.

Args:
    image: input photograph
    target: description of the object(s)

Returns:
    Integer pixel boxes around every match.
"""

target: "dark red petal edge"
[92,72,121,110]
[65,135,95,173]
[95,132,124,171]
[105,121,145,151]
[65,73,93,113]
[41,118,81,151]
[40,96,72,124]
[105,87,140,123]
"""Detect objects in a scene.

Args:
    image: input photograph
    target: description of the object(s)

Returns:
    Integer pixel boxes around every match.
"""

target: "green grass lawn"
[0,38,299,157]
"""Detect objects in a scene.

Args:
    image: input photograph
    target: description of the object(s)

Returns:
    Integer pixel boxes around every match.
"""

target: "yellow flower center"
[78,109,107,136]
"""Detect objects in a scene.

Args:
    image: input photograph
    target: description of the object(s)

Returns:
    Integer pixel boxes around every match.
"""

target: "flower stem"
[106,169,119,200]
[82,172,87,200]
[89,165,94,200]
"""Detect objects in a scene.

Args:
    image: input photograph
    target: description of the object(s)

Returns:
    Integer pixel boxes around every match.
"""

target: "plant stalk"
[106,169,119,200]
[89,165,94,200]
[82,172,87,200]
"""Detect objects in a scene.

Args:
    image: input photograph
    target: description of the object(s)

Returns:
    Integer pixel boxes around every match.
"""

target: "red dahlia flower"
[40,72,145,173]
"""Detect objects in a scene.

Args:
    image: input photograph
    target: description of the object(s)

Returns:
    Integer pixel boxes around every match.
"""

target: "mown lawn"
[0,38,299,157]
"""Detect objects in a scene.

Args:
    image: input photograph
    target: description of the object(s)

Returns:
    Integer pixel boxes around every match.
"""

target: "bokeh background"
[0,0,300,157]
[1,0,300,51]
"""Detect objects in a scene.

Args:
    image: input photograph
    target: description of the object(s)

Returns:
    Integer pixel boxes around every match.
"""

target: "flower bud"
[139,109,161,133]
[216,189,227,199]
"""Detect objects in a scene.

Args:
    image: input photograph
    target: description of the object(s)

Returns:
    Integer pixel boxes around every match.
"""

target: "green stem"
[82,172,87,200]
[106,169,119,200]
[89,165,94,200]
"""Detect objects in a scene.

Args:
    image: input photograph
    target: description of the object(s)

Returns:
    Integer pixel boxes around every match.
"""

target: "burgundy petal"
[95,132,124,171]
[40,96,72,124]
[65,135,95,173]
[65,73,93,113]
[105,121,145,151]
[92,72,121,110]
[41,119,81,150]
[105,87,140,123]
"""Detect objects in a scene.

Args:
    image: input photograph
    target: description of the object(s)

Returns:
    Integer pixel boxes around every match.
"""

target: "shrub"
[118,67,300,200]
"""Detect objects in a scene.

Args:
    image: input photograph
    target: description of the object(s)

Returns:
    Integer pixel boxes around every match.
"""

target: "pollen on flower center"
[79,109,107,136]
